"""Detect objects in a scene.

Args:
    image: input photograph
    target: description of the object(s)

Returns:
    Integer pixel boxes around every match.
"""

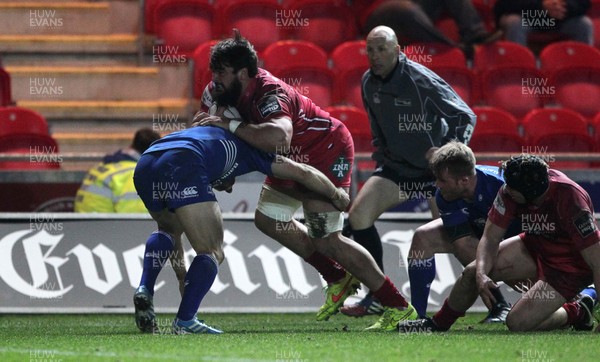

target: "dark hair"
[210,29,258,77]
[132,128,161,153]
[501,154,549,201]
[429,141,476,179]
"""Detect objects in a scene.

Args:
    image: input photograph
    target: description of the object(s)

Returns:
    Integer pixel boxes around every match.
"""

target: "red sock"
[304,252,346,284]
[372,276,408,308]
[432,299,465,330]
[562,301,582,326]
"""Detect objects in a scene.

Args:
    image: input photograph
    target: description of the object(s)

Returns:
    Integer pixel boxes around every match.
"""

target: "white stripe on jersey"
[298,108,331,132]
[219,139,237,176]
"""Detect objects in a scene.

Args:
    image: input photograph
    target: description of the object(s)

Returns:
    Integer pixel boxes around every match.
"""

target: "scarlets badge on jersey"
[257,95,282,118]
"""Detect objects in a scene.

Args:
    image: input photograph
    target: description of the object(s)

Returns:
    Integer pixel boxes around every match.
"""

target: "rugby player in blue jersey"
[407,141,515,321]
[131,124,350,334]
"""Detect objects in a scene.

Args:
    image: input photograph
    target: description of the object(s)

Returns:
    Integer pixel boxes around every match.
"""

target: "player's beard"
[214,77,242,107]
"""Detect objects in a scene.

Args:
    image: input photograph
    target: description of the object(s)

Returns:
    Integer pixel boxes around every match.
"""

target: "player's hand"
[192,111,211,127]
[193,114,229,129]
[331,188,350,211]
[476,272,498,310]
[213,178,235,193]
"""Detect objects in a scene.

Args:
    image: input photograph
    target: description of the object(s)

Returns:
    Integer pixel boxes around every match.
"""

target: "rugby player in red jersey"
[194,30,417,330]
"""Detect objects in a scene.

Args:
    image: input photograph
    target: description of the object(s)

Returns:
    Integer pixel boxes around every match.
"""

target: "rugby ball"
[209,104,242,122]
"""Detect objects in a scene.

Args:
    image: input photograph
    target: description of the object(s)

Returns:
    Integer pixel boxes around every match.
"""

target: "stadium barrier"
[0,212,548,314]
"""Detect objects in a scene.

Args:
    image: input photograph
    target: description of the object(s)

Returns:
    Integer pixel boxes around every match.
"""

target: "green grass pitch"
[0,312,595,361]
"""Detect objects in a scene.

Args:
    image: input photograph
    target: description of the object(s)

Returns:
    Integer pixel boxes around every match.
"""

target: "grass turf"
[0,312,595,361]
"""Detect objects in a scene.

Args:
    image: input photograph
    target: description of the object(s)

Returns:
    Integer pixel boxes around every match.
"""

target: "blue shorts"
[133,149,216,212]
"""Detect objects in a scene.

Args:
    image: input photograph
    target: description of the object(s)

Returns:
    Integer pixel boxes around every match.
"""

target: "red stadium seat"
[330,41,369,75]
[331,41,369,106]
[434,16,460,44]
[191,40,219,99]
[522,108,594,169]
[539,41,600,73]
[473,41,537,74]
[333,67,365,107]
[277,66,335,108]
[219,0,284,52]
[262,40,328,74]
[434,2,496,44]
[0,134,60,170]
[550,67,600,119]
[0,107,49,137]
[538,42,600,118]
[404,43,467,68]
[284,0,359,53]
[0,67,12,106]
[470,107,523,165]
[479,65,546,119]
[154,0,217,57]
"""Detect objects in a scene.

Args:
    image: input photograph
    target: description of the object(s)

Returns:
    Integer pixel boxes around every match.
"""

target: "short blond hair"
[429,141,476,179]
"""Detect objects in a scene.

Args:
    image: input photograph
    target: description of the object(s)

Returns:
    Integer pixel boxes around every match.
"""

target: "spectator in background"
[494,0,593,46]
[359,0,501,53]
[74,128,161,213]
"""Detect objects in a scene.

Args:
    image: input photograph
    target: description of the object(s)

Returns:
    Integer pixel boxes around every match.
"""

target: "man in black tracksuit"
[341,25,481,317]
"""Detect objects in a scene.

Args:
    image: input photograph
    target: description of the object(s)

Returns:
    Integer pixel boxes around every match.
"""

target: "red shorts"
[521,233,593,300]
[265,119,354,189]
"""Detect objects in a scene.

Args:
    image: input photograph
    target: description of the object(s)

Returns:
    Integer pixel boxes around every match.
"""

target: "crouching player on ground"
[399,154,600,332]
[132,125,350,334]
[407,141,515,322]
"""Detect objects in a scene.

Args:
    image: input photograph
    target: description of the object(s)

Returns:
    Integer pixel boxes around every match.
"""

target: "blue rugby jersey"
[436,165,519,240]
[145,126,275,187]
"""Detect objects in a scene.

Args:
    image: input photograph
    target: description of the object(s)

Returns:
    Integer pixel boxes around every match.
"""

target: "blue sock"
[408,256,436,317]
[581,287,597,301]
[139,231,175,295]
[176,254,218,321]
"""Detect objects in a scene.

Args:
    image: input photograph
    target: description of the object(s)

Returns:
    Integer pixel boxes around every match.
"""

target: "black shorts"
[372,164,436,195]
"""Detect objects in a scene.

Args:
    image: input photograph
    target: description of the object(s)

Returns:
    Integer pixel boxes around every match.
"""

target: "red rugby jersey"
[488,170,600,274]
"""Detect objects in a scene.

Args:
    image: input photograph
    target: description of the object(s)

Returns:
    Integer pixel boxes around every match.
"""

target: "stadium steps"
[0,0,193,161]
[7,65,162,101]
[0,34,138,54]
[0,1,111,35]
[16,99,190,120]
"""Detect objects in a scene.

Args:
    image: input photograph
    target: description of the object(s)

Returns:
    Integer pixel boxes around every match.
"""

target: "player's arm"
[475,220,508,309]
[195,111,292,154]
[230,116,292,154]
[270,155,350,211]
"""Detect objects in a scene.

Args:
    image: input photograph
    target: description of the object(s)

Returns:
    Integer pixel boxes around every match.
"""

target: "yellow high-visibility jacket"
[74,149,147,213]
